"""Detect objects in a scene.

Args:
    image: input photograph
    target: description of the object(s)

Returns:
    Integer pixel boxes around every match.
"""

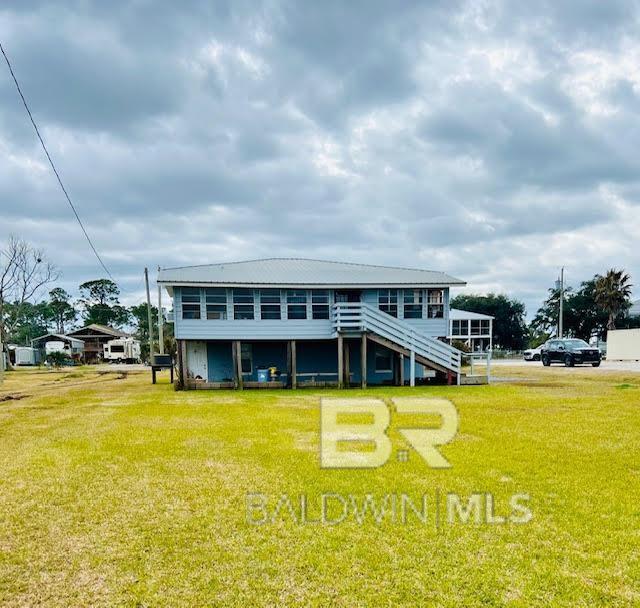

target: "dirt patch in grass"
[0,393,29,402]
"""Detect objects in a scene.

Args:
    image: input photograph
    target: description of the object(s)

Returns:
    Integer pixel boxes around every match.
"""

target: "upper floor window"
[181,287,201,320]
[260,289,281,320]
[205,288,227,320]
[312,290,330,319]
[403,289,423,319]
[427,289,444,318]
[481,320,490,334]
[470,320,481,335]
[287,290,307,319]
[452,319,466,336]
[233,289,254,320]
[378,289,398,317]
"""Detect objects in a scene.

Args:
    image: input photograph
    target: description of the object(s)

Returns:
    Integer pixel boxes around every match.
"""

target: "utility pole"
[556,267,564,339]
[144,267,156,361]
[157,266,164,355]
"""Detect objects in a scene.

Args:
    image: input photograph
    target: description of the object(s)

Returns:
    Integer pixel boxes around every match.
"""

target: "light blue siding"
[174,287,449,340]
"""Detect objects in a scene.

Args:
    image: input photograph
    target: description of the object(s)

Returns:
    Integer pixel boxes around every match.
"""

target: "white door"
[186,341,208,379]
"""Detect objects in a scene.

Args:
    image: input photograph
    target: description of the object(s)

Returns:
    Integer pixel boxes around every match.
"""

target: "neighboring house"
[158,258,466,389]
[67,324,129,363]
[448,308,494,352]
[31,333,85,361]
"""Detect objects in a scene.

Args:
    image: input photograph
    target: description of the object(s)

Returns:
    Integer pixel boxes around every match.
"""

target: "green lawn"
[0,366,639,606]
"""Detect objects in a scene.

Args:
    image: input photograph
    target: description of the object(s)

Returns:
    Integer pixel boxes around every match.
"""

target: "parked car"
[524,344,545,361]
[541,339,601,367]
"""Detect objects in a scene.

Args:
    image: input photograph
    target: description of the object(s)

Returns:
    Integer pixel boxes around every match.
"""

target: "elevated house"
[67,324,129,364]
[448,308,494,352]
[158,258,468,389]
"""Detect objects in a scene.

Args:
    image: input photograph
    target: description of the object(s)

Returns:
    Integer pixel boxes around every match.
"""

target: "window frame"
[259,289,282,320]
[427,289,444,318]
[287,290,308,320]
[378,289,398,317]
[181,287,201,320]
[403,289,424,319]
[374,346,393,373]
[205,288,227,320]
[240,343,253,374]
[233,289,255,320]
[311,290,330,320]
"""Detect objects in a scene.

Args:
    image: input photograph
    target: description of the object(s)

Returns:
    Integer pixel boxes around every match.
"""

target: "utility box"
[606,329,640,360]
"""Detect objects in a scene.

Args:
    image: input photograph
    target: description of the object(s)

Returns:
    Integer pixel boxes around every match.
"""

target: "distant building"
[158,258,467,389]
[67,324,129,363]
[31,333,85,362]
[447,308,494,352]
[629,299,640,318]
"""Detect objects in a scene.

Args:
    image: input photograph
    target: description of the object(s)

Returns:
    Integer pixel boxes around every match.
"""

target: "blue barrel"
[257,368,269,383]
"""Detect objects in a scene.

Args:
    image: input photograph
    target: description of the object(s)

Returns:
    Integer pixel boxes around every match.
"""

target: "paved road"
[486,358,640,372]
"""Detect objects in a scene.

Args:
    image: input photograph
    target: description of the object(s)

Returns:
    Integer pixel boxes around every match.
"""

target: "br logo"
[320,397,458,469]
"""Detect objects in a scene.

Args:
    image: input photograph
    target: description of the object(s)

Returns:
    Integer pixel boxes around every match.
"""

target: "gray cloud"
[1,0,640,316]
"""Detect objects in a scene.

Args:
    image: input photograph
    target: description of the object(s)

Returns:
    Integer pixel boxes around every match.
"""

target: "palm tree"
[594,269,633,330]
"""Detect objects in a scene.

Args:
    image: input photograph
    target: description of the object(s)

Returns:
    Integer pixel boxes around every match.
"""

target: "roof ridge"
[160,257,450,274]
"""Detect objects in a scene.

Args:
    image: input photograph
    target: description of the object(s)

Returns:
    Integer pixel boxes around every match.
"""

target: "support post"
[399,354,405,386]
[144,267,156,361]
[337,335,344,389]
[344,341,350,388]
[157,267,164,355]
[234,340,243,390]
[290,340,297,389]
[180,340,188,388]
[409,350,415,387]
[360,333,367,389]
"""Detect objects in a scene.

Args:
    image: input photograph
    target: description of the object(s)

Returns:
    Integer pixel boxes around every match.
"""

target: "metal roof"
[68,324,129,338]
[449,308,494,320]
[158,258,465,288]
[30,333,85,347]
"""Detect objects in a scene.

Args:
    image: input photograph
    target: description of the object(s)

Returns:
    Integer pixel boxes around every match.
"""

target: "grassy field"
[0,365,639,607]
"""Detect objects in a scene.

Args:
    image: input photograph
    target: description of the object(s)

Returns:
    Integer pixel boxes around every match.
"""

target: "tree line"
[452,268,636,350]
[1,237,172,359]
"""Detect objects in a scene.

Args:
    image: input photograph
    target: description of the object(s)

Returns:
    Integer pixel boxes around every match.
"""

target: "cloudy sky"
[1,0,639,316]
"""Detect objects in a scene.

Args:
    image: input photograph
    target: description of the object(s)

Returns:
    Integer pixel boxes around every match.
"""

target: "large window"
[181,287,201,319]
[240,343,252,374]
[375,346,393,372]
[205,288,227,320]
[427,289,444,318]
[452,319,466,336]
[312,290,330,319]
[378,289,398,317]
[287,290,307,319]
[403,289,423,319]
[470,320,481,335]
[259,289,281,320]
[233,289,255,320]
[481,320,490,335]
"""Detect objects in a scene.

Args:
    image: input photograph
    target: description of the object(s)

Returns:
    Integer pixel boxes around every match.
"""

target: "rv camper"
[103,338,141,364]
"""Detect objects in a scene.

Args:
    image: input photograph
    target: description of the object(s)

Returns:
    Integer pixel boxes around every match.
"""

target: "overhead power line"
[0,40,114,280]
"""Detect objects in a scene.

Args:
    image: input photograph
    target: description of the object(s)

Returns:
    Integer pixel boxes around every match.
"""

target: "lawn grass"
[0,366,639,606]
